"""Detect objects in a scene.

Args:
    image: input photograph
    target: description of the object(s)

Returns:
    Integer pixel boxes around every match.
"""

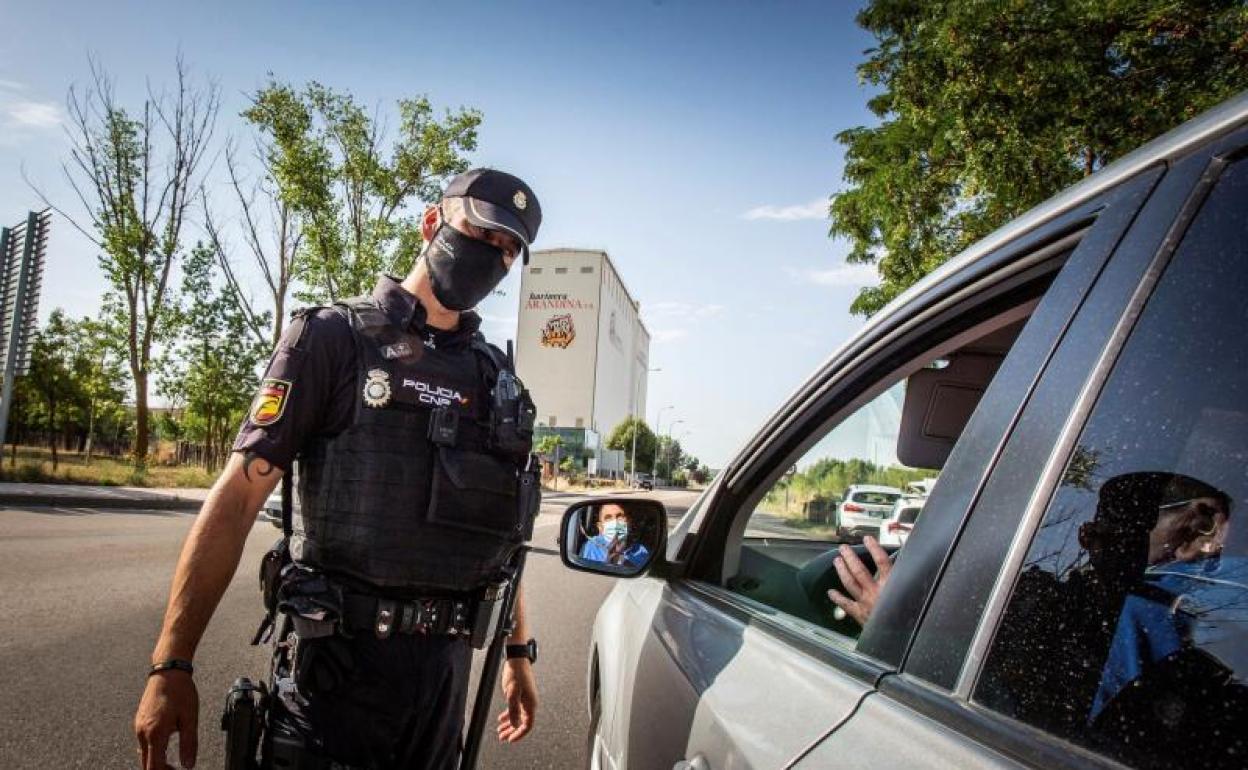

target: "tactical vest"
[291,297,538,595]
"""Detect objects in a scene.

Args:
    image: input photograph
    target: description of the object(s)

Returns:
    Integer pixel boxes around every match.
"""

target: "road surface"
[0,487,699,769]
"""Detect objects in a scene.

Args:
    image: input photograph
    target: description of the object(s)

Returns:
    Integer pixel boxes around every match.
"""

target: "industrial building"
[515,248,650,473]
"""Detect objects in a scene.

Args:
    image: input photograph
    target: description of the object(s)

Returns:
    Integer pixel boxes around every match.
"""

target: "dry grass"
[0,445,217,488]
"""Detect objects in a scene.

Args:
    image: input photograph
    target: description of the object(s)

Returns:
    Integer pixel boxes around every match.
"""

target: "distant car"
[834,484,903,539]
[260,475,298,526]
[879,479,937,547]
[632,474,654,491]
[877,495,925,547]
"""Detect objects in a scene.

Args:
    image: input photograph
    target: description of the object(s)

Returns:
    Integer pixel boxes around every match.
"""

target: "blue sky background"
[0,0,881,468]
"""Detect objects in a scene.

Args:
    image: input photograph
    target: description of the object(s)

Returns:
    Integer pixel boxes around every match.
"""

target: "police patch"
[362,368,392,408]
[250,378,292,426]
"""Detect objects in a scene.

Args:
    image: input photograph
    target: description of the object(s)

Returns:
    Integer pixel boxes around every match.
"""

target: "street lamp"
[656,405,675,438]
[629,367,660,484]
[655,417,683,480]
[651,405,675,481]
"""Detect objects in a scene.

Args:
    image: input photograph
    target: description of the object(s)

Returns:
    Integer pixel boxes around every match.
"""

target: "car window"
[974,158,1248,769]
[727,376,942,638]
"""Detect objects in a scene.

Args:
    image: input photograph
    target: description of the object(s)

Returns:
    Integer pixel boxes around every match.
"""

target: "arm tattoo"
[242,451,277,483]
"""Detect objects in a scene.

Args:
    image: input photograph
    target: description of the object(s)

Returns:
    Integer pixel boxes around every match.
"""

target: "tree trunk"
[49,402,59,471]
[134,372,149,467]
[273,292,285,349]
[85,398,96,465]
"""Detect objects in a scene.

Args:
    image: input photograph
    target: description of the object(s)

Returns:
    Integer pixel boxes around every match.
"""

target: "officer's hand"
[497,659,537,743]
[135,671,199,769]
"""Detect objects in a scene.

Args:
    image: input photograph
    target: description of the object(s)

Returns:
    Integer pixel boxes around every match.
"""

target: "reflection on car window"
[975,158,1248,769]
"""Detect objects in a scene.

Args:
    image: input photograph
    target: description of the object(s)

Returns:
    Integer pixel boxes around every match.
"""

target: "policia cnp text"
[134,169,544,770]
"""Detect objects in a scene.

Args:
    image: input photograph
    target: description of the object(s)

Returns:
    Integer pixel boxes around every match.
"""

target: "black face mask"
[424,220,509,311]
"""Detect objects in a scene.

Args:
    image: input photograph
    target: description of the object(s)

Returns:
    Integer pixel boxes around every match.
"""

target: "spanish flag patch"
[249,378,292,426]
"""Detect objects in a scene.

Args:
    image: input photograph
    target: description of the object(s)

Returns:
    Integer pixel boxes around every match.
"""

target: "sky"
[0,0,882,469]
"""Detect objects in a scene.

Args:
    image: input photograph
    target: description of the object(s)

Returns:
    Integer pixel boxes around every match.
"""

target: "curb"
[0,494,204,511]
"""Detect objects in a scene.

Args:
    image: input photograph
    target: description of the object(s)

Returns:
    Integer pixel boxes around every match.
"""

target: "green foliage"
[764,456,934,518]
[653,436,686,480]
[833,0,1248,317]
[243,80,482,303]
[534,433,564,458]
[157,243,271,470]
[16,310,130,469]
[605,416,657,473]
[53,60,219,462]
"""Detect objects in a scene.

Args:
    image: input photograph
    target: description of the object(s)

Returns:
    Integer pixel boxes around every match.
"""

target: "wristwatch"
[505,638,538,664]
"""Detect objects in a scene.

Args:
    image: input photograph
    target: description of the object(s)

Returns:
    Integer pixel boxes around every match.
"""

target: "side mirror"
[559,497,667,577]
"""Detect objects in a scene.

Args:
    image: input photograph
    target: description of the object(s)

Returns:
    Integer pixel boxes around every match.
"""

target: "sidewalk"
[0,482,211,511]
[0,481,643,511]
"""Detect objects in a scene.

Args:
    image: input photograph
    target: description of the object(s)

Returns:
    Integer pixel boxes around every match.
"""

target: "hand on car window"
[828,536,892,627]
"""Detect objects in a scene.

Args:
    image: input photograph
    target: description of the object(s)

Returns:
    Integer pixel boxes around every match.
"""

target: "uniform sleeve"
[232,310,355,471]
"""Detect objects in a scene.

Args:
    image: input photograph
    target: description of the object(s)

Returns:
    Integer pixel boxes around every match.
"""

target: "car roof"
[725,91,1248,490]
[850,484,904,494]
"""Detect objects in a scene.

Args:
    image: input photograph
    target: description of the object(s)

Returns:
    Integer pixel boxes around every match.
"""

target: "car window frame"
[874,126,1248,768]
[672,188,1151,675]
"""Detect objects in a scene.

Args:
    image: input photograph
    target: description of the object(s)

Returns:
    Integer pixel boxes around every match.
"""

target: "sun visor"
[898,354,1004,470]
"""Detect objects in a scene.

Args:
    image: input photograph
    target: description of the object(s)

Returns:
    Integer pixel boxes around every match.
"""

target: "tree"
[605,417,657,473]
[27,311,84,470]
[653,436,686,480]
[832,1,1248,317]
[158,243,271,470]
[241,80,482,305]
[201,141,301,348]
[38,58,219,464]
[534,434,563,458]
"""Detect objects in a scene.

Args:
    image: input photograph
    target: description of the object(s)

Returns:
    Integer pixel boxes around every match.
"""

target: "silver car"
[560,93,1248,770]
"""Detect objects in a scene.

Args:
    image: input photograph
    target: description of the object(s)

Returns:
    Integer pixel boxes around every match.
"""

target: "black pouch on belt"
[517,461,541,541]
[292,635,355,698]
[259,537,290,616]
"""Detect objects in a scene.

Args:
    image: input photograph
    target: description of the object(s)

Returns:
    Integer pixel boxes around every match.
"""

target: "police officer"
[134,168,542,770]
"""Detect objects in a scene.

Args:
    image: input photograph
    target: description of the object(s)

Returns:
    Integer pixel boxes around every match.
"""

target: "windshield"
[853,492,899,505]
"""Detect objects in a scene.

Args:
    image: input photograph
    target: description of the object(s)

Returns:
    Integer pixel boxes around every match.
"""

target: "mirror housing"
[558,497,668,578]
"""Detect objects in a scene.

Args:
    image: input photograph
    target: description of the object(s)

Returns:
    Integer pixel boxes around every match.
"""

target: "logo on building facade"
[526,292,594,311]
[540,314,576,349]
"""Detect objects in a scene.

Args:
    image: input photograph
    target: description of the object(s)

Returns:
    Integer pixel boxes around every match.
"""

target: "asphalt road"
[0,488,698,770]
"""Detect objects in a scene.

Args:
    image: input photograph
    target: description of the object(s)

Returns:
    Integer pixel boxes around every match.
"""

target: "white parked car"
[879,479,937,547]
[834,484,902,539]
[877,495,925,547]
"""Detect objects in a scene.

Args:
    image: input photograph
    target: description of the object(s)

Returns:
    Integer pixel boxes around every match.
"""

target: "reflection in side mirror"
[559,498,667,578]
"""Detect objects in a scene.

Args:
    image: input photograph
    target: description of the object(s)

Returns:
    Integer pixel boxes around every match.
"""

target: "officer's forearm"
[151,453,280,662]
[507,582,529,644]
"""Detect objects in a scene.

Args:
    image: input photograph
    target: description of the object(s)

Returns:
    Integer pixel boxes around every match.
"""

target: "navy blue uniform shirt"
[232,276,483,471]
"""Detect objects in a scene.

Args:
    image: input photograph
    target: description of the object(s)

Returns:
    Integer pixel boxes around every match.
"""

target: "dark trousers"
[271,632,473,770]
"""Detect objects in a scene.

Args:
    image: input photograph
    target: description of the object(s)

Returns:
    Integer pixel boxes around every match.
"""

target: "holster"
[251,537,291,645]
[221,678,266,770]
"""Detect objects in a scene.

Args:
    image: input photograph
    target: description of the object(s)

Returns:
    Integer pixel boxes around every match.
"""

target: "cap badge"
[513,190,528,210]
[362,368,392,408]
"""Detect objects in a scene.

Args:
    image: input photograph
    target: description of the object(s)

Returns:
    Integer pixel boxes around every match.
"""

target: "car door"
[613,158,1164,770]
[798,110,1248,769]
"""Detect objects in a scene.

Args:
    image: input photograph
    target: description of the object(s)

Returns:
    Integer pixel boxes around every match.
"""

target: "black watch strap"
[505,639,538,664]
[148,659,194,677]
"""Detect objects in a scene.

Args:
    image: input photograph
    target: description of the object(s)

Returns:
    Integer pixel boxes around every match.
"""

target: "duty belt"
[341,593,475,639]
